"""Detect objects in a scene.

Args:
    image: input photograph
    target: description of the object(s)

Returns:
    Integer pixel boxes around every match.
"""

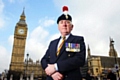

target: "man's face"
[58,20,73,36]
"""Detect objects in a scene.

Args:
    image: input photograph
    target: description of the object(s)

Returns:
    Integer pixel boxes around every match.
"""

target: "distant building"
[86,38,120,78]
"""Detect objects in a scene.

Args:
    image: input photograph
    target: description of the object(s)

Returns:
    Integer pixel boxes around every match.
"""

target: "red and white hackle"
[62,6,69,15]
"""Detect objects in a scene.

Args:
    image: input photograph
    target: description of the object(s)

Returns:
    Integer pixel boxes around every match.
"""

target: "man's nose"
[63,22,67,27]
[63,24,67,27]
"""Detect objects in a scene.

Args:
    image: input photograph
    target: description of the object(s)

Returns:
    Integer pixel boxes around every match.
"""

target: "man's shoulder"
[72,35,83,37]
[71,34,84,39]
[50,38,59,43]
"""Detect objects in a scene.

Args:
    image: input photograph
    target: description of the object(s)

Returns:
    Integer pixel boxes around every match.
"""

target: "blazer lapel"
[65,34,74,43]
[53,37,60,59]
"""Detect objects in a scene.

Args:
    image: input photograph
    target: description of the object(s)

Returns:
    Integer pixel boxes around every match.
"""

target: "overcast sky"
[0,0,120,73]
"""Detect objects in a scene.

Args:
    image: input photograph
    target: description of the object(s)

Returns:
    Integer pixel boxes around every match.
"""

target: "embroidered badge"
[65,43,80,52]
[65,15,68,19]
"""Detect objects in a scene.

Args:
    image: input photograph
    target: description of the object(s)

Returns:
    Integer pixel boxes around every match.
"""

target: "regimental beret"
[57,6,72,24]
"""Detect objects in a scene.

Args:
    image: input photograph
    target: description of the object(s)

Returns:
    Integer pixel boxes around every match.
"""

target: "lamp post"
[4,69,8,80]
[26,53,29,80]
[111,40,119,78]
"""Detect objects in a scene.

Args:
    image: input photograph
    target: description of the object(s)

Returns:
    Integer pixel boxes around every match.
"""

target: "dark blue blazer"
[41,34,86,80]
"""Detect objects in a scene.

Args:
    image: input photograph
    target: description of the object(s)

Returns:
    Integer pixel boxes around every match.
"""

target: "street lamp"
[26,53,29,80]
[111,40,119,78]
[4,69,8,80]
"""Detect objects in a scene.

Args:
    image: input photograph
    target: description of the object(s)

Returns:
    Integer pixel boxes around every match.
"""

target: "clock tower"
[9,9,28,72]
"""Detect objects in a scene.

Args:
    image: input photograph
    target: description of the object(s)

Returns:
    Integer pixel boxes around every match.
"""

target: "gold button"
[68,54,70,57]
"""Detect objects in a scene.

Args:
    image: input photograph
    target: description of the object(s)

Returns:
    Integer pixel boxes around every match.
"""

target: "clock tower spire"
[9,8,28,72]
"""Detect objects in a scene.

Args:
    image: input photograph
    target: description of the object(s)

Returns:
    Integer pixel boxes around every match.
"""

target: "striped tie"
[56,36,66,56]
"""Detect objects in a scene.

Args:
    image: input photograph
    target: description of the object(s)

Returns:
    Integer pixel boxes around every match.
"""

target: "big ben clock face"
[18,28,25,35]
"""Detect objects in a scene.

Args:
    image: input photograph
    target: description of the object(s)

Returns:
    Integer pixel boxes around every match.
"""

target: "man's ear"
[71,24,74,30]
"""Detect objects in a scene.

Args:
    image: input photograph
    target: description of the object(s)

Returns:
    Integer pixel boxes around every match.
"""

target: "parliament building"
[85,38,120,79]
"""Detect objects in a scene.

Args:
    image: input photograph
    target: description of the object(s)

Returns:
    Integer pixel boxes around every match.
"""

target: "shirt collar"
[61,34,70,40]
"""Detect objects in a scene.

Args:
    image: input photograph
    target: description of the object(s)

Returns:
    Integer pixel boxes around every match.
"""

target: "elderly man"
[41,6,86,80]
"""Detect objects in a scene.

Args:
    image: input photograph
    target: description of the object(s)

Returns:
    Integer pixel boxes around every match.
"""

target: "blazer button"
[68,54,70,57]
[65,75,68,77]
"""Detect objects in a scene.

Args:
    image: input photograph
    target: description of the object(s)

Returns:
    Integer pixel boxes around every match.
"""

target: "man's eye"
[61,21,63,23]
[66,21,70,24]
